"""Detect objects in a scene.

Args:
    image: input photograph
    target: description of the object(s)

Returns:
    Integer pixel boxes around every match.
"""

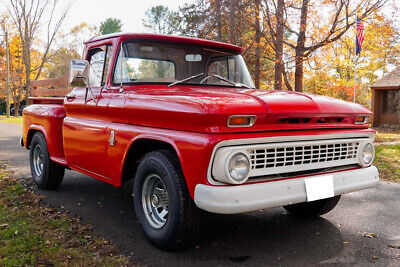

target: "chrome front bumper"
[195,166,379,214]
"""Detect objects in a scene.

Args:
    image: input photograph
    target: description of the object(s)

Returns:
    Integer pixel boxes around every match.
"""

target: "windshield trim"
[111,40,251,88]
[109,81,252,89]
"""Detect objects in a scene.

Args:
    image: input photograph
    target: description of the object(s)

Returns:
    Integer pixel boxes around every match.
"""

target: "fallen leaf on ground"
[0,223,9,229]
[363,232,377,238]
[372,255,378,260]
[388,245,400,249]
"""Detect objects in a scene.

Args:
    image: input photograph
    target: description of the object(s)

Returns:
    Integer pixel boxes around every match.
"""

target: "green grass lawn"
[374,127,400,143]
[373,127,400,182]
[0,168,130,266]
[0,115,23,125]
[374,144,400,183]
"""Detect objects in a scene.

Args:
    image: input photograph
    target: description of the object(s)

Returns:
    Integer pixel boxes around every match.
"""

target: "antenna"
[119,45,124,93]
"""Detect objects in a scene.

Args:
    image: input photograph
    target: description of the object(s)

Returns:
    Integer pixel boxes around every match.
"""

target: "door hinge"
[109,130,115,146]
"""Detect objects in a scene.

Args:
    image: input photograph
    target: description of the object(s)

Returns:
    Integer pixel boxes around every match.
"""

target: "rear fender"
[23,104,66,161]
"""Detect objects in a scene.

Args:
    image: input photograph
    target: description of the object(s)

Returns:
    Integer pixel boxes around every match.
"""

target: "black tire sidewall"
[29,133,50,188]
[134,152,183,248]
[284,195,341,217]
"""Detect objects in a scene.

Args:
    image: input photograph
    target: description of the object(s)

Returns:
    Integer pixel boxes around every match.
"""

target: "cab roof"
[85,32,244,53]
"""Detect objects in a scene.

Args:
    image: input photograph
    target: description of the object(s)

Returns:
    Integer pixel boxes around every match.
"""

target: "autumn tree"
[6,0,70,102]
[65,22,98,56]
[45,47,80,78]
[264,0,388,92]
[154,0,274,88]
[43,21,99,79]
[2,33,42,116]
[144,0,395,97]
[304,9,400,106]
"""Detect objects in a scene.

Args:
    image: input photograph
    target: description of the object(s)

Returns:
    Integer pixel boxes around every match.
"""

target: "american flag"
[356,17,365,55]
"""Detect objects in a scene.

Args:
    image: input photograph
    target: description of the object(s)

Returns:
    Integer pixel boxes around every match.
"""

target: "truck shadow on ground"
[37,170,344,266]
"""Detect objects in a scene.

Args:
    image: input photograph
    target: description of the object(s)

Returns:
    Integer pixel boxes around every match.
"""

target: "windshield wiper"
[168,73,204,87]
[200,74,251,89]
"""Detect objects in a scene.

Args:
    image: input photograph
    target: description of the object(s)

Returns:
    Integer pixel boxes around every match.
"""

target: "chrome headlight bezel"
[359,142,375,167]
[223,151,251,184]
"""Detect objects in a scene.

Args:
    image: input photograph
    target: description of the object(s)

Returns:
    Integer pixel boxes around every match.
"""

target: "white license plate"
[304,175,334,202]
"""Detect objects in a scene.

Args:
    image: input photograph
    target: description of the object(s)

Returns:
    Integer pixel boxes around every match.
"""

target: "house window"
[381,90,400,114]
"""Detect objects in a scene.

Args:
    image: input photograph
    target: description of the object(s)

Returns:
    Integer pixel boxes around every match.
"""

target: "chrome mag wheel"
[142,174,169,229]
[32,145,44,177]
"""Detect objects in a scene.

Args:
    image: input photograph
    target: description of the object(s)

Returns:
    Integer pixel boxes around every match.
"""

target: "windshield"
[113,41,255,88]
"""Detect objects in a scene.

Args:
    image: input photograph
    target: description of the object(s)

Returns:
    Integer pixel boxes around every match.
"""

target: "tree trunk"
[229,0,237,44]
[294,0,309,92]
[254,0,261,88]
[274,0,285,90]
[282,67,293,91]
[215,0,222,41]
[14,101,20,117]
[24,42,32,104]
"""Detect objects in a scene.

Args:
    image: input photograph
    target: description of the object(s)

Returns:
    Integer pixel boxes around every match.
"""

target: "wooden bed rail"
[29,73,72,104]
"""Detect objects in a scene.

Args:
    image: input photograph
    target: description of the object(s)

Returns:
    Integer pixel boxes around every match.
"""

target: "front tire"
[283,195,341,218]
[29,132,65,190]
[133,150,204,250]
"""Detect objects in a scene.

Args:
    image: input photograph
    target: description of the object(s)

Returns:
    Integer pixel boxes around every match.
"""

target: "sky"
[64,0,193,33]
[0,0,194,44]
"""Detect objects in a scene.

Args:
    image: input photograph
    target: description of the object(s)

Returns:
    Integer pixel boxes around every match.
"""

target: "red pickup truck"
[22,33,379,250]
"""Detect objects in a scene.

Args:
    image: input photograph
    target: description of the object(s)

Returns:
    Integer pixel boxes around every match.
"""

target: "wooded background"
[1,0,399,115]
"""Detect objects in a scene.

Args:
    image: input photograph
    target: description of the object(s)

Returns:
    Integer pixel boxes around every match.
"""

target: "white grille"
[246,139,362,178]
[250,142,359,169]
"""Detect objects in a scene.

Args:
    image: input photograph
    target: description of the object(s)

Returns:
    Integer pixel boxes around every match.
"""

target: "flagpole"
[353,9,357,103]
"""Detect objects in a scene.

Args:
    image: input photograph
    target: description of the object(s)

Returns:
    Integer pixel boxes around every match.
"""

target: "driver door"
[63,44,114,179]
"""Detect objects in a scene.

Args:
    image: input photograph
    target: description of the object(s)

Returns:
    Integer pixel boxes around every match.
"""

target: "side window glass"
[102,45,113,85]
[88,47,105,87]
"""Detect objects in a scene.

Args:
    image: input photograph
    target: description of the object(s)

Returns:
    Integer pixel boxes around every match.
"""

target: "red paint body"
[22,33,373,198]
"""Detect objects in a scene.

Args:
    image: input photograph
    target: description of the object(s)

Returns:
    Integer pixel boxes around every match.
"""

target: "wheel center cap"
[151,195,159,207]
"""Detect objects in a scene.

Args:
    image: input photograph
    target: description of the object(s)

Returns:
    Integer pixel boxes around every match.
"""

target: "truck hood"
[120,85,372,133]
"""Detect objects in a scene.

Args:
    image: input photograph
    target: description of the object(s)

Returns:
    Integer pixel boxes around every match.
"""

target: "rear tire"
[133,150,204,250]
[283,195,341,218]
[29,132,65,190]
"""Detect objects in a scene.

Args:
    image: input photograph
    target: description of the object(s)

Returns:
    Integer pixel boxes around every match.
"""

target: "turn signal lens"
[228,115,256,127]
[355,115,370,124]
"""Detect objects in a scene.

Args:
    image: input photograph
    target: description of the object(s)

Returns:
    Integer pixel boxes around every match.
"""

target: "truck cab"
[22,33,379,250]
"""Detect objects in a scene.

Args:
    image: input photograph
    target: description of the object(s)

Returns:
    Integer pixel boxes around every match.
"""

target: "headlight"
[360,143,374,166]
[227,152,250,184]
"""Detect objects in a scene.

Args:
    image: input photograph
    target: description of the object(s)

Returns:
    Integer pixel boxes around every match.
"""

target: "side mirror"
[69,59,90,87]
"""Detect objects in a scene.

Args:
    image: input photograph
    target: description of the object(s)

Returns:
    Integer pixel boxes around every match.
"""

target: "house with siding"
[370,68,400,126]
